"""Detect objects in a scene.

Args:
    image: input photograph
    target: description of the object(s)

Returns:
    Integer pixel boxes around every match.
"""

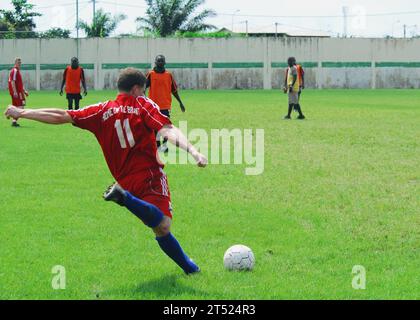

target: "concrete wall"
[1,37,420,90]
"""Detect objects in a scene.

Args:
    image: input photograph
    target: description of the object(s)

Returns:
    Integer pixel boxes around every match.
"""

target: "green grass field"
[0,89,419,300]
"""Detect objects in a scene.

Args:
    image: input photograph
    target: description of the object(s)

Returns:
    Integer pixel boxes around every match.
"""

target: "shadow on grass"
[7,124,34,129]
[107,274,212,299]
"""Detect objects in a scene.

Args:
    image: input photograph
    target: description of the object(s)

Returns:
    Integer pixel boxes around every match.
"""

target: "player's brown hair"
[117,68,146,92]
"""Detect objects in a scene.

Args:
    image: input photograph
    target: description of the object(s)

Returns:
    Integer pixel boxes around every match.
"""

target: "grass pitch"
[0,89,419,300]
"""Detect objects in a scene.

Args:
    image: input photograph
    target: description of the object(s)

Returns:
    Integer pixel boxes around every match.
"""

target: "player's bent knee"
[153,216,171,237]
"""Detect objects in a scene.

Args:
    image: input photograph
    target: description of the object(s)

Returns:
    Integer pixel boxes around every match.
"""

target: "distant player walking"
[146,55,186,152]
[8,58,29,127]
[5,68,207,275]
[283,57,305,120]
[60,57,87,110]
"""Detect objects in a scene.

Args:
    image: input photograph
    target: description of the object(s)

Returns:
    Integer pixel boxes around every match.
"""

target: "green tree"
[137,0,216,37]
[0,17,12,38]
[0,0,41,38]
[79,9,126,38]
[39,28,71,39]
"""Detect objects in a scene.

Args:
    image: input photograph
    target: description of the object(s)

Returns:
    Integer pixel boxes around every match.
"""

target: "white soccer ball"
[223,245,255,271]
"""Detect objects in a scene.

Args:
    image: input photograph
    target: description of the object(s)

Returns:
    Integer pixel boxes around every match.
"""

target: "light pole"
[404,24,418,38]
[240,20,248,36]
[76,0,79,39]
[231,9,240,32]
[391,20,401,38]
[92,0,96,22]
[342,6,349,38]
[76,0,79,58]
[412,25,418,37]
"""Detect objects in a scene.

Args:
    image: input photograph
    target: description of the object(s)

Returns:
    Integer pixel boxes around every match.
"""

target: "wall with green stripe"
[5,60,420,90]
[1,37,420,89]
[17,61,420,71]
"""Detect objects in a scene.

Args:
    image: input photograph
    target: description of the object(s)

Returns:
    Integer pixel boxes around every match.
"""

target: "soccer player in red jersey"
[8,57,29,127]
[5,68,207,275]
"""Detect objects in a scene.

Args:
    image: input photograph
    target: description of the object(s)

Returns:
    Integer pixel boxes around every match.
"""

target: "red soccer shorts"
[119,168,173,219]
[11,95,26,107]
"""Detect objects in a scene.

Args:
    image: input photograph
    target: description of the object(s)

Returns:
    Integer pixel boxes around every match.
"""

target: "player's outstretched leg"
[104,183,163,227]
[154,218,200,275]
[103,183,200,275]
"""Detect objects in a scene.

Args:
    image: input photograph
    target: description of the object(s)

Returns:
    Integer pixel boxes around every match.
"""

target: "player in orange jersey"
[146,55,186,152]
[60,57,87,110]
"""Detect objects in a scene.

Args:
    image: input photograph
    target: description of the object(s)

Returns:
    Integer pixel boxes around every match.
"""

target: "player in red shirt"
[8,57,29,127]
[5,68,207,275]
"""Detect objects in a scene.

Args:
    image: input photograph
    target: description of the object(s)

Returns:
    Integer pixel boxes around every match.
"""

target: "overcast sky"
[1,0,419,37]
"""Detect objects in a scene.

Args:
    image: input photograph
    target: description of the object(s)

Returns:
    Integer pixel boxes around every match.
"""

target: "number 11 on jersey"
[115,119,135,149]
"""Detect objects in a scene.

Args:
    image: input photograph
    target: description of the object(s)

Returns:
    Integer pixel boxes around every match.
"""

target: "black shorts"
[160,109,170,118]
[66,93,82,100]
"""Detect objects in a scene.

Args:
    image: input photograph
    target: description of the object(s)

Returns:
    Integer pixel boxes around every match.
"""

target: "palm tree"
[79,9,126,38]
[137,0,216,37]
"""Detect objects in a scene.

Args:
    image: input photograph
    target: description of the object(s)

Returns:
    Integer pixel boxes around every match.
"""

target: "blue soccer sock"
[156,233,200,274]
[123,192,164,228]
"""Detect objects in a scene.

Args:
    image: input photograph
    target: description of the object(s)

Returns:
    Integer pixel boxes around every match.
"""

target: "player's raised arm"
[158,124,207,167]
[4,105,73,125]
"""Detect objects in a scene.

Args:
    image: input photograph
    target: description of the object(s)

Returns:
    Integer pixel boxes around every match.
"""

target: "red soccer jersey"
[67,94,172,188]
[8,67,24,96]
